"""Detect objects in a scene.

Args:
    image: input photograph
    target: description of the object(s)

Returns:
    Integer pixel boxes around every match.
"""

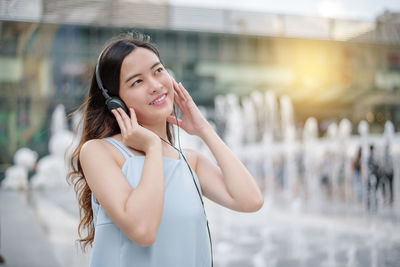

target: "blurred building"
[0,0,400,165]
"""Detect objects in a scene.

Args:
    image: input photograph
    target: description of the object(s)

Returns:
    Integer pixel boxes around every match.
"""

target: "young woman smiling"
[68,32,263,267]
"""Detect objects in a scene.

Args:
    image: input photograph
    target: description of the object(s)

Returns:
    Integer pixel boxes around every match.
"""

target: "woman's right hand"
[112,107,161,153]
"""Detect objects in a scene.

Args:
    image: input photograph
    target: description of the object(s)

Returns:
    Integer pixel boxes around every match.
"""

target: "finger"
[117,108,133,132]
[173,79,186,101]
[112,109,127,134]
[129,108,138,126]
[172,79,184,99]
[173,91,185,111]
[114,108,129,134]
[166,115,182,126]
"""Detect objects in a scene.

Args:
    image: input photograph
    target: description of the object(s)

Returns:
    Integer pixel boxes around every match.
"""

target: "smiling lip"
[150,93,167,106]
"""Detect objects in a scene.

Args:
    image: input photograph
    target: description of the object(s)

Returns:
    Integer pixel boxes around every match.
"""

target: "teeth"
[150,94,166,105]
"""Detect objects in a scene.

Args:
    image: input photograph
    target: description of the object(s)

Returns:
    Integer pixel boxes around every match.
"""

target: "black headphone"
[95,49,129,114]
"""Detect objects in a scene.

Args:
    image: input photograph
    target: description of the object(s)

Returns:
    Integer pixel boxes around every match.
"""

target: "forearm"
[124,144,164,237]
[199,125,264,209]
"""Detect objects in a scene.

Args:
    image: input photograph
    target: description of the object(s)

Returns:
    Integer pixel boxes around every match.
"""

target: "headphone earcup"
[106,97,129,114]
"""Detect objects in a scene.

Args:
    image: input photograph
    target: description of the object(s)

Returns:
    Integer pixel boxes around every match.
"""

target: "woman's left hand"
[166,79,211,137]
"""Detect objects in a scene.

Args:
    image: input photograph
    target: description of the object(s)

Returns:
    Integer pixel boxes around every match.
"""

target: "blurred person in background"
[382,143,394,206]
[68,32,263,267]
[352,147,363,202]
[320,152,332,198]
[367,144,380,211]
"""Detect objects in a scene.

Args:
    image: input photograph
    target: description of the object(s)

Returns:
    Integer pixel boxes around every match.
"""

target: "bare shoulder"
[80,139,125,169]
[80,139,109,159]
[80,139,120,166]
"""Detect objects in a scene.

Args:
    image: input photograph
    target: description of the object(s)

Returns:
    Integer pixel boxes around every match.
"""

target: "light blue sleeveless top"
[90,137,211,267]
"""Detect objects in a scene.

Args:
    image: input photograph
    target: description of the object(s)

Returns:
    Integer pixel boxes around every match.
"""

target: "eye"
[155,67,164,74]
[132,79,142,87]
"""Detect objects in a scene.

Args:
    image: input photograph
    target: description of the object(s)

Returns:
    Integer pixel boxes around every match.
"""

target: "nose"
[148,76,163,94]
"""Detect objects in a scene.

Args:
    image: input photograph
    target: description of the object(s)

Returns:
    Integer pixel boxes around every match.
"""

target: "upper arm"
[187,149,240,211]
[79,140,139,238]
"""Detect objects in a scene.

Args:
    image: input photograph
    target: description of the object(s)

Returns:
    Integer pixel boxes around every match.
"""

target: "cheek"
[119,89,132,106]
[135,113,145,123]
[133,107,149,123]
[121,90,142,107]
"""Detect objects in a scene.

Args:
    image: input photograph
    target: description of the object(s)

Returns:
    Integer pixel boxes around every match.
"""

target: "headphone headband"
[95,49,111,100]
[95,48,129,113]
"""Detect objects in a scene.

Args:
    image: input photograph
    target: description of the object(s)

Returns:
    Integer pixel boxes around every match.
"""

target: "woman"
[68,32,264,267]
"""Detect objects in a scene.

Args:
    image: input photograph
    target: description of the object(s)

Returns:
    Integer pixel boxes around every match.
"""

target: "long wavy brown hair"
[67,32,175,251]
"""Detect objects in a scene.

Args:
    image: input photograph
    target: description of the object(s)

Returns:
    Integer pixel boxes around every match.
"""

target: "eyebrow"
[125,62,162,83]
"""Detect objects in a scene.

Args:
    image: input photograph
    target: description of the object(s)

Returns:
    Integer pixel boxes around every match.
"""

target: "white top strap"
[104,137,134,159]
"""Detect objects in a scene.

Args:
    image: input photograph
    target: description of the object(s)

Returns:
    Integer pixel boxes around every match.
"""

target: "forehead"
[120,47,159,75]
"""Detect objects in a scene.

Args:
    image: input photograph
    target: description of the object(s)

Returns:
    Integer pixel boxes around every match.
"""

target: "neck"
[140,120,180,157]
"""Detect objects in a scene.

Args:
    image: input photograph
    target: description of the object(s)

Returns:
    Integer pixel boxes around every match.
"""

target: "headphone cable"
[159,105,214,267]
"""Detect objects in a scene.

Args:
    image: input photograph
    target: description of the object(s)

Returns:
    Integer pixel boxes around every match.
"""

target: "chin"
[151,102,173,119]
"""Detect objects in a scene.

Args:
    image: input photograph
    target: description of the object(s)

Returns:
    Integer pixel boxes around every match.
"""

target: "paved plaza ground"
[1,187,400,267]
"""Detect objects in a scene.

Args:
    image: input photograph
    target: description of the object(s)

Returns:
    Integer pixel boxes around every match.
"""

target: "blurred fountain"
[242,96,257,144]
[262,91,278,199]
[213,94,249,266]
[212,90,400,215]
[325,122,343,201]
[303,117,322,207]
[1,148,38,190]
[280,95,298,203]
[264,91,278,141]
[224,94,243,153]
[241,94,264,190]
[208,91,400,266]
[51,104,69,135]
[338,119,353,202]
[249,91,264,142]
[31,104,74,188]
